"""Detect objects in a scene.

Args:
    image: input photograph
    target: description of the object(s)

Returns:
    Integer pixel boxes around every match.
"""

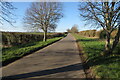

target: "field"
[73,34,120,78]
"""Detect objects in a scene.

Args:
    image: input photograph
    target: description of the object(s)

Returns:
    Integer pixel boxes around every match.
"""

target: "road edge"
[71,33,96,79]
[71,33,87,79]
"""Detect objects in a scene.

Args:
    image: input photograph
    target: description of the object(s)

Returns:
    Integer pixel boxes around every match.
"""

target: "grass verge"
[72,33,120,79]
[2,37,63,66]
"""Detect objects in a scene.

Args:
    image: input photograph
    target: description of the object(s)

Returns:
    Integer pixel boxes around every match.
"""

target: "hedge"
[2,32,65,47]
[79,30,96,37]
[79,29,118,39]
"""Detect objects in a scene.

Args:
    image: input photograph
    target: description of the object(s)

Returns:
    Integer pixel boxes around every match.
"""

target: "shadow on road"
[2,63,83,80]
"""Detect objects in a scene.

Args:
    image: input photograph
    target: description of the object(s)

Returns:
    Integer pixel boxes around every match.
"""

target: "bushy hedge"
[2,32,65,47]
[79,30,96,37]
[79,29,117,39]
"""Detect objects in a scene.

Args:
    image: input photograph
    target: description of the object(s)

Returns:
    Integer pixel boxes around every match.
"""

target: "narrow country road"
[2,34,86,80]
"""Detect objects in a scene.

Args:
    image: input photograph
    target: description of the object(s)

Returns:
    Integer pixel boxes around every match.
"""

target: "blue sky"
[0,2,97,32]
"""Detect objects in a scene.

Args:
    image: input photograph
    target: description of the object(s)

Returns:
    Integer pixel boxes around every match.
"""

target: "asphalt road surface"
[2,33,86,80]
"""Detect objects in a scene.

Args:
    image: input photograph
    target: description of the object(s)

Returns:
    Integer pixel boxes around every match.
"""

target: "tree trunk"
[105,27,120,55]
[43,31,47,42]
[104,2,112,55]
[111,27,120,53]
[105,32,112,54]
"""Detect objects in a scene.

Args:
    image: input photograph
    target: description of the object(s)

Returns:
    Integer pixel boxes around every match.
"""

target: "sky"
[0,2,98,32]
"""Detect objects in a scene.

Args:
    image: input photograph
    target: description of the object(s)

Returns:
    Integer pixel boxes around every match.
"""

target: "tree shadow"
[2,63,84,80]
[85,55,120,69]
[77,41,120,69]
[76,39,99,42]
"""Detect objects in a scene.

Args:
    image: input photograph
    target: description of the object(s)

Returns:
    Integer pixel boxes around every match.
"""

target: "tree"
[24,2,63,41]
[67,28,71,33]
[79,1,120,54]
[0,1,16,25]
[71,24,79,33]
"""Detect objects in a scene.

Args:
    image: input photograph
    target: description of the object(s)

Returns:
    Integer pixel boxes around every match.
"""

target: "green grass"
[2,37,63,66]
[73,33,120,78]
[23,32,54,35]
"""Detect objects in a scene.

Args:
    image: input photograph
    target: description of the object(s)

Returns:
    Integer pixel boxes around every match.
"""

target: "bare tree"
[24,2,63,41]
[71,24,79,33]
[79,1,120,54]
[67,28,71,33]
[0,1,16,25]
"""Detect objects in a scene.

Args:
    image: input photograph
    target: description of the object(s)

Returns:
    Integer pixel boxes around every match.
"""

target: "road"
[2,33,86,80]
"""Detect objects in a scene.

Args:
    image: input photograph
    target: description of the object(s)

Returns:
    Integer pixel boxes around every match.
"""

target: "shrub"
[99,30,106,39]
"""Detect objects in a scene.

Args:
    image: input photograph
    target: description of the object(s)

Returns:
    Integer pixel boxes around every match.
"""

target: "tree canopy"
[79,1,120,54]
[24,2,63,41]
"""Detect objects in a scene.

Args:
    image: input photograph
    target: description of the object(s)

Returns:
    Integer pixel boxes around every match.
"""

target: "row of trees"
[0,1,120,55]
